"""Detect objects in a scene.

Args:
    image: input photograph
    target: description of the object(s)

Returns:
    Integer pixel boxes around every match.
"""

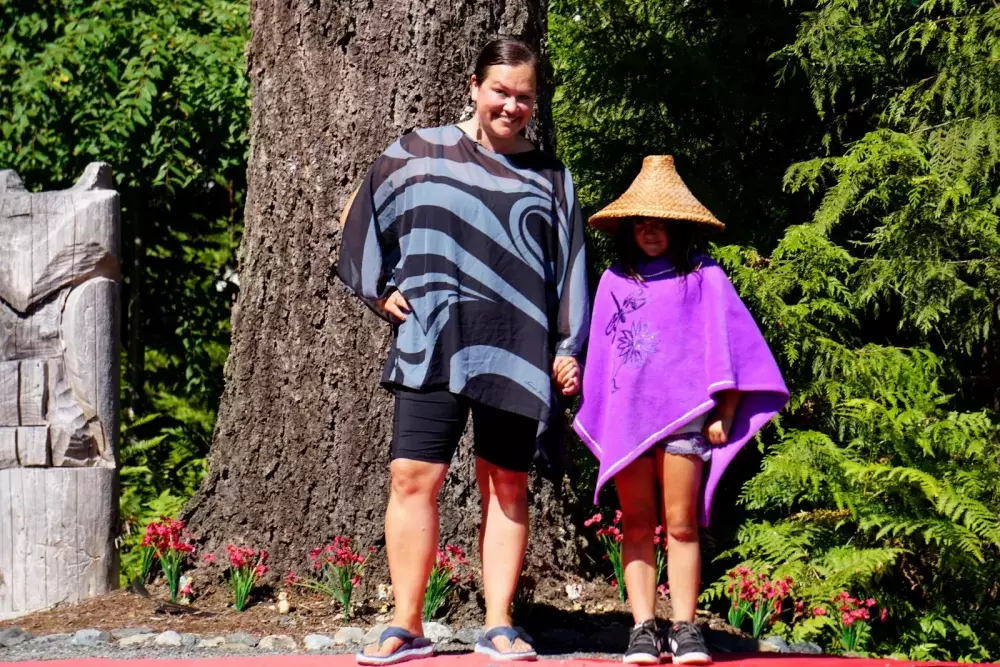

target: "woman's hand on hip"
[378,290,411,322]
[552,355,580,396]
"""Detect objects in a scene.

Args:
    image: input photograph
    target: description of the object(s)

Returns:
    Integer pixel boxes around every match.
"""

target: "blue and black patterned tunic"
[337,125,590,425]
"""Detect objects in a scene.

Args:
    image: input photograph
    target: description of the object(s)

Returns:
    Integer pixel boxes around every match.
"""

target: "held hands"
[378,291,411,322]
[553,356,581,396]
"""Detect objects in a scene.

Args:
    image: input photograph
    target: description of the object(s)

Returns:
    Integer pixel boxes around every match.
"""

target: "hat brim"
[588,208,725,234]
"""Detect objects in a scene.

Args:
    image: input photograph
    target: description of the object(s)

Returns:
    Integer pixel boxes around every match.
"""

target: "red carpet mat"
[7,655,985,666]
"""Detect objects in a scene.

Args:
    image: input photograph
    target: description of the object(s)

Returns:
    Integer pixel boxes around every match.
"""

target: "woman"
[337,38,589,665]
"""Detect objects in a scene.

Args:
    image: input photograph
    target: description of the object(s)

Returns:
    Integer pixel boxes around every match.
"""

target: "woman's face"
[470,64,537,142]
[633,218,669,258]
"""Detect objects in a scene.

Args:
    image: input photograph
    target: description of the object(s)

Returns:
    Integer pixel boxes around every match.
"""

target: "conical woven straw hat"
[589,155,724,233]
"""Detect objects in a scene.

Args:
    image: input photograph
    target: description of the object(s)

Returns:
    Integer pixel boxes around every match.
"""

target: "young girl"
[573,156,788,665]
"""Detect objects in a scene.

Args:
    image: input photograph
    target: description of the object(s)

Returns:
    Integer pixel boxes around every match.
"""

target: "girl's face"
[633,218,669,258]
[470,64,537,143]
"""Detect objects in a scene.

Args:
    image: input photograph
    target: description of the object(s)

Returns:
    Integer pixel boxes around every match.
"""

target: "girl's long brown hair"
[616,218,704,280]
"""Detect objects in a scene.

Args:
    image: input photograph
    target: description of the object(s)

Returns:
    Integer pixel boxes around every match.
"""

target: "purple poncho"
[573,257,788,525]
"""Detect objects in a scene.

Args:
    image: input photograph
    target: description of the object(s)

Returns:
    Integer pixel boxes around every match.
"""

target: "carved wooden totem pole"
[0,163,120,617]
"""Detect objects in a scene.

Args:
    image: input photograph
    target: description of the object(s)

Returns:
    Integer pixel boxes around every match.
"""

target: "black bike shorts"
[391,387,537,473]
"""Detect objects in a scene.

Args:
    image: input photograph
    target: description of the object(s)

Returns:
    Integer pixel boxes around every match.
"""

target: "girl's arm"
[705,390,742,445]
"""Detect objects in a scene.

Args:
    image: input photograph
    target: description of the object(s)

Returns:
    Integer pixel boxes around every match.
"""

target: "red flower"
[864,598,876,608]
[842,612,854,627]
[141,518,195,556]
[880,608,888,622]
[285,571,300,586]
[813,607,828,617]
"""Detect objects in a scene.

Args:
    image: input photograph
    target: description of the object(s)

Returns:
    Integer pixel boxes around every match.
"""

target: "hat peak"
[643,155,674,167]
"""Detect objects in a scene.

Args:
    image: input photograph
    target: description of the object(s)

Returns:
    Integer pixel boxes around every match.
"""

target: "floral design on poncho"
[604,289,658,393]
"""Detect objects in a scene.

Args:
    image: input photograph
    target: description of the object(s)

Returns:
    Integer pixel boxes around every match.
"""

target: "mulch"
[0,578,673,643]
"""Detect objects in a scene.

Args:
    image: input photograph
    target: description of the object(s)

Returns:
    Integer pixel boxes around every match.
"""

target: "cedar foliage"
[709,1,1000,659]
[551,0,1000,659]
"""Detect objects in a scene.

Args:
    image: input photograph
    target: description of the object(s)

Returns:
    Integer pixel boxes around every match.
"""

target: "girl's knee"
[621,504,657,540]
[666,506,699,543]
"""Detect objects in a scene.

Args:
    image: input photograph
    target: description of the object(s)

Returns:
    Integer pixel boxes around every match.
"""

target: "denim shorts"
[641,431,713,461]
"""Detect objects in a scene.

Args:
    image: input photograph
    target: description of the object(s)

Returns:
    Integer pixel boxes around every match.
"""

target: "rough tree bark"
[184,0,583,592]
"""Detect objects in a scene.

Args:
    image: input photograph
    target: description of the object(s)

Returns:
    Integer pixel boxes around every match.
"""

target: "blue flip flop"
[474,626,538,662]
[356,627,435,665]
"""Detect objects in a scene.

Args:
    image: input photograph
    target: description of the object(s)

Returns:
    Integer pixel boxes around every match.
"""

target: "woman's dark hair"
[616,218,704,280]
[474,38,540,83]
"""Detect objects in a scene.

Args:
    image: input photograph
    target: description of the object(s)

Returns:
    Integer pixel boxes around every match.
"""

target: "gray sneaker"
[624,620,662,665]
[666,622,711,665]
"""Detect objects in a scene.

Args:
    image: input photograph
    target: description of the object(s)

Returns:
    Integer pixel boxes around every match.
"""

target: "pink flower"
[285,571,300,585]
[880,608,888,622]
[864,598,876,608]
[610,578,619,590]
[614,510,623,524]
[813,607,827,617]
[584,513,602,527]
[657,583,670,597]
[842,612,855,627]
[202,553,217,564]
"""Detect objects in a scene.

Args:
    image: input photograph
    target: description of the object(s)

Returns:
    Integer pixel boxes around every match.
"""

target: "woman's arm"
[336,151,402,322]
[554,169,590,356]
[553,169,590,395]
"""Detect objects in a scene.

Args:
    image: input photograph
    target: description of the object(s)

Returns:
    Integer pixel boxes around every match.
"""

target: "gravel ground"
[0,624,797,663]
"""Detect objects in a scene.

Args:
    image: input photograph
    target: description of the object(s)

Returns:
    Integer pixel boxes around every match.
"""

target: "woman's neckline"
[453,124,539,157]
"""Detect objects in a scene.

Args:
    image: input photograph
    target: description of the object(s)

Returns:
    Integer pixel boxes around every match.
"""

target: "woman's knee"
[481,465,528,506]
[390,459,446,500]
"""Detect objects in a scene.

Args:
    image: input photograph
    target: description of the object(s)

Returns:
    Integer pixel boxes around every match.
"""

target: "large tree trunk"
[184,0,582,595]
